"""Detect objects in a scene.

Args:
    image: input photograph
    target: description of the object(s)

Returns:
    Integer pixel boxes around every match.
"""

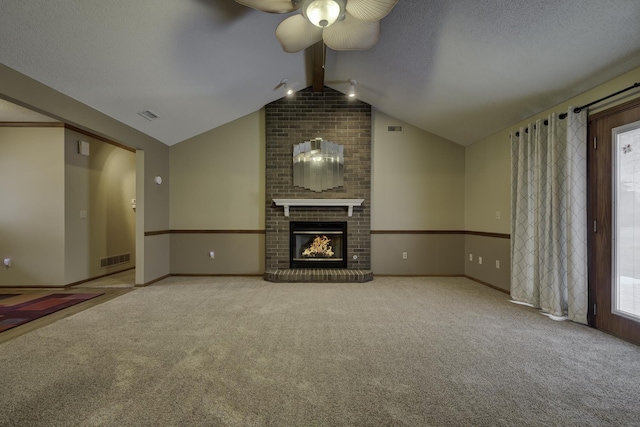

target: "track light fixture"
[281,79,294,97]
[348,79,357,99]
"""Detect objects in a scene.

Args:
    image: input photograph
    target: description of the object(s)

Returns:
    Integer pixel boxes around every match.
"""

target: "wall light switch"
[469,254,473,261]
[478,256,483,265]
[496,260,500,269]
[209,251,215,259]
[495,211,501,220]
[80,210,87,218]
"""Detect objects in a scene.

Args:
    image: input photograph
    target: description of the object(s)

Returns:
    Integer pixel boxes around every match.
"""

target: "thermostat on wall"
[78,140,90,156]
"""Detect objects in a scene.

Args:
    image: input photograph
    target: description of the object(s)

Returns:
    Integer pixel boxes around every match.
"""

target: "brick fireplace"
[264,87,372,282]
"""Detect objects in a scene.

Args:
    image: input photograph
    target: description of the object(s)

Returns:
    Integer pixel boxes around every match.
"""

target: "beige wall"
[464,139,510,234]
[64,128,136,284]
[372,234,464,276]
[170,110,265,229]
[371,109,466,275]
[0,127,66,286]
[145,234,170,281]
[170,234,264,275]
[372,109,465,230]
[466,66,640,233]
[169,110,265,274]
[464,65,640,290]
[464,235,510,291]
[0,64,170,285]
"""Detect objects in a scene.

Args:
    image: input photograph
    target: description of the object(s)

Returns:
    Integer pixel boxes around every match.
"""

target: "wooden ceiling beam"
[311,41,325,93]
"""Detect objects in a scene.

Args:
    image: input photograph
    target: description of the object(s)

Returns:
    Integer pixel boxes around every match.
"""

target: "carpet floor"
[0,276,638,426]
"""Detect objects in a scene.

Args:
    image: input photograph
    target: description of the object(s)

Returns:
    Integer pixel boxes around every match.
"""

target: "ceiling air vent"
[138,110,159,121]
[387,125,403,133]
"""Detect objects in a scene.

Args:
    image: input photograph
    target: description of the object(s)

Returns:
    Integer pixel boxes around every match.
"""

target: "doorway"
[589,98,640,344]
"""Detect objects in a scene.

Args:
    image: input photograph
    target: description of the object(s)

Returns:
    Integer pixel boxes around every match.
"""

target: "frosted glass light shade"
[303,0,344,28]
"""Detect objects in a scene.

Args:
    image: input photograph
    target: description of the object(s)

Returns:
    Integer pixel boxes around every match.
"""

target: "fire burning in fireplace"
[302,235,335,258]
[290,221,347,268]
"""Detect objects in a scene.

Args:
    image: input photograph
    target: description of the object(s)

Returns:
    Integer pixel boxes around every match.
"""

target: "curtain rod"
[573,81,640,113]
[513,81,640,137]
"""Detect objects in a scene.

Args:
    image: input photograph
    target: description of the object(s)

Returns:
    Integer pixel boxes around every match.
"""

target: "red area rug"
[0,292,103,332]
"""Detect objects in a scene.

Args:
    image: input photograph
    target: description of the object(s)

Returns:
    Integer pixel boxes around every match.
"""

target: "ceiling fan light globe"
[303,0,344,28]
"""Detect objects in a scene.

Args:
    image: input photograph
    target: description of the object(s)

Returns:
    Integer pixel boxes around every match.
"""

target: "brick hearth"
[264,268,373,283]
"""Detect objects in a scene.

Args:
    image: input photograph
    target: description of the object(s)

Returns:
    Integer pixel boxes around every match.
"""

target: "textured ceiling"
[1,0,640,146]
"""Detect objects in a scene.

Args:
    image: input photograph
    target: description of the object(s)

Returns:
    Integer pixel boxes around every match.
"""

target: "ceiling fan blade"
[344,0,399,22]
[323,12,380,51]
[276,14,323,53]
[234,0,300,14]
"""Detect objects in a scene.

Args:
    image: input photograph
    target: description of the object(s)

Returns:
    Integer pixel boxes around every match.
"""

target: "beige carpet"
[1,276,639,426]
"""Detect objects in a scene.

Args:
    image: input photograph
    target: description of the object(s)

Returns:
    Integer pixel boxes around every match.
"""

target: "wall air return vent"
[138,110,159,121]
[387,125,403,133]
[100,253,131,268]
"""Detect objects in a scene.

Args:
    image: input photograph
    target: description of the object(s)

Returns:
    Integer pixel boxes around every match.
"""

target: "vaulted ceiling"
[1,0,640,146]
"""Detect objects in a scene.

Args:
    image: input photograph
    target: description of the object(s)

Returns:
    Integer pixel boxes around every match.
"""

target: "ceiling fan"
[235,0,399,52]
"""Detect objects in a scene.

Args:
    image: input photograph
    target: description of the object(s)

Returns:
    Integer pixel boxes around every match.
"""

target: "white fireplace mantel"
[273,198,365,217]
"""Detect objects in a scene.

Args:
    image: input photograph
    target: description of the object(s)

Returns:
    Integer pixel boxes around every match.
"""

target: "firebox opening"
[290,221,348,269]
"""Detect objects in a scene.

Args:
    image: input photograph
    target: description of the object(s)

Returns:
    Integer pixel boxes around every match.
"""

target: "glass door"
[589,99,640,345]
[613,121,640,322]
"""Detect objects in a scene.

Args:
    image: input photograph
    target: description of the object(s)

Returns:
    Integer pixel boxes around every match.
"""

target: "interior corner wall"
[64,128,136,284]
[169,110,265,275]
[371,109,466,275]
[0,127,66,286]
[141,144,170,284]
[0,64,170,285]
[464,65,640,292]
[463,129,511,291]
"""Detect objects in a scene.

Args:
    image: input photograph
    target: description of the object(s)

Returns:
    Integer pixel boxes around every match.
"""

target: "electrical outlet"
[469,254,473,261]
[402,252,408,260]
[80,210,87,218]
[209,251,215,259]
[496,260,500,269]
[478,256,483,265]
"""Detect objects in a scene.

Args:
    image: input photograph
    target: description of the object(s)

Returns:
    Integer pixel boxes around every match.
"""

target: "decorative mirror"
[293,138,344,192]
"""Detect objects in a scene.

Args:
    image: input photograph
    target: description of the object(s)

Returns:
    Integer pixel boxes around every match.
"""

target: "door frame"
[587,97,640,344]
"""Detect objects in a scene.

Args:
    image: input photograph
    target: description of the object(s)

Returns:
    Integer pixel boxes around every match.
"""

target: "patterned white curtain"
[510,108,588,324]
